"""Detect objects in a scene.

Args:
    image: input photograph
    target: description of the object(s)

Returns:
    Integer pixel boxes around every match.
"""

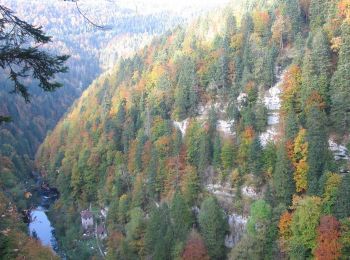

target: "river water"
[29,205,58,249]
[28,176,60,254]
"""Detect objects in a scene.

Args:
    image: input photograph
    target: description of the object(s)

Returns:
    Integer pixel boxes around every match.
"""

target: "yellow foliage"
[338,0,350,23]
[230,169,240,186]
[323,172,342,202]
[292,129,309,193]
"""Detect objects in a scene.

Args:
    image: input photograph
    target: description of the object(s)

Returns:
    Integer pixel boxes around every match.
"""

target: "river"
[28,176,60,254]
[29,205,58,249]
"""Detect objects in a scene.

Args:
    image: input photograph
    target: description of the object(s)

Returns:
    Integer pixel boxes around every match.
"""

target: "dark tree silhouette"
[0,5,69,122]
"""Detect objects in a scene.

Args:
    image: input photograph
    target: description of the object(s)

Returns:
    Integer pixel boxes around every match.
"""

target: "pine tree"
[248,137,263,176]
[170,192,193,242]
[309,0,329,30]
[198,196,228,260]
[185,121,202,166]
[198,132,210,174]
[273,143,294,205]
[331,22,350,135]
[284,109,299,140]
[306,105,328,195]
[221,140,235,171]
[145,204,173,260]
[212,134,222,169]
[182,166,200,205]
[285,0,302,38]
[334,174,350,219]
[301,30,331,108]
[125,207,145,257]
[146,148,158,201]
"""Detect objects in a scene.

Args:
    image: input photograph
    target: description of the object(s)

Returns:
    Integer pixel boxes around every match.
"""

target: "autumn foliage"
[181,230,210,260]
[315,216,342,260]
[278,211,293,252]
[291,129,309,193]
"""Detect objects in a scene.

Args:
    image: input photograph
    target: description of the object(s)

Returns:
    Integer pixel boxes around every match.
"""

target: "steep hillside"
[37,0,350,259]
[0,0,227,210]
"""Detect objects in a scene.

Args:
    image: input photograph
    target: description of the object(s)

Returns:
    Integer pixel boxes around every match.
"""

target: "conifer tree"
[145,204,173,260]
[198,196,228,260]
[248,137,263,176]
[284,0,301,38]
[212,134,222,169]
[334,174,350,219]
[306,105,328,194]
[331,22,350,134]
[309,0,328,30]
[170,192,193,243]
[273,143,294,205]
[221,141,235,171]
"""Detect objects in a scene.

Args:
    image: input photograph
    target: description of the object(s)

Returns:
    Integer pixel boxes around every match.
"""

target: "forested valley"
[2,0,350,259]
[0,0,228,258]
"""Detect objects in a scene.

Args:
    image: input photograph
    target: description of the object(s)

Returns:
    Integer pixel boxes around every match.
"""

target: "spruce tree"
[285,0,301,38]
[145,204,173,260]
[170,192,193,242]
[248,137,263,176]
[334,174,350,219]
[331,23,350,135]
[198,196,228,260]
[198,132,210,173]
[273,143,294,205]
[309,0,329,30]
[212,134,222,169]
[306,105,328,195]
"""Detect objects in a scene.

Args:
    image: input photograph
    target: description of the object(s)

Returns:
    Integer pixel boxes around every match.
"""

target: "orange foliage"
[281,65,302,113]
[107,231,125,255]
[315,216,342,260]
[305,91,326,111]
[155,136,172,157]
[279,211,293,239]
[141,141,152,170]
[285,139,294,161]
[338,0,350,23]
[253,11,270,35]
[182,230,210,260]
[279,211,293,252]
[271,13,286,48]
[243,126,255,140]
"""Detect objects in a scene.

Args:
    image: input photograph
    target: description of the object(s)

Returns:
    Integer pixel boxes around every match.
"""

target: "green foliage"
[198,196,228,260]
[185,120,203,166]
[306,105,328,194]
[170,192,193,247]
[31,1,350,259]
[247,199,272,236]
[182,166,200,205]
[331,22,350,135]
[125,207,145,256]
[221,141,235,171]
[145,204,173,260]
[273,143,294,205]
[334,174,350,219]
[290,196,322,257]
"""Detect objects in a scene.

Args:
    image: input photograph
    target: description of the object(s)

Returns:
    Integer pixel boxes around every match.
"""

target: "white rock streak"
[173,118,189,137]
[259,69,286,147]
[329,139,349,161]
